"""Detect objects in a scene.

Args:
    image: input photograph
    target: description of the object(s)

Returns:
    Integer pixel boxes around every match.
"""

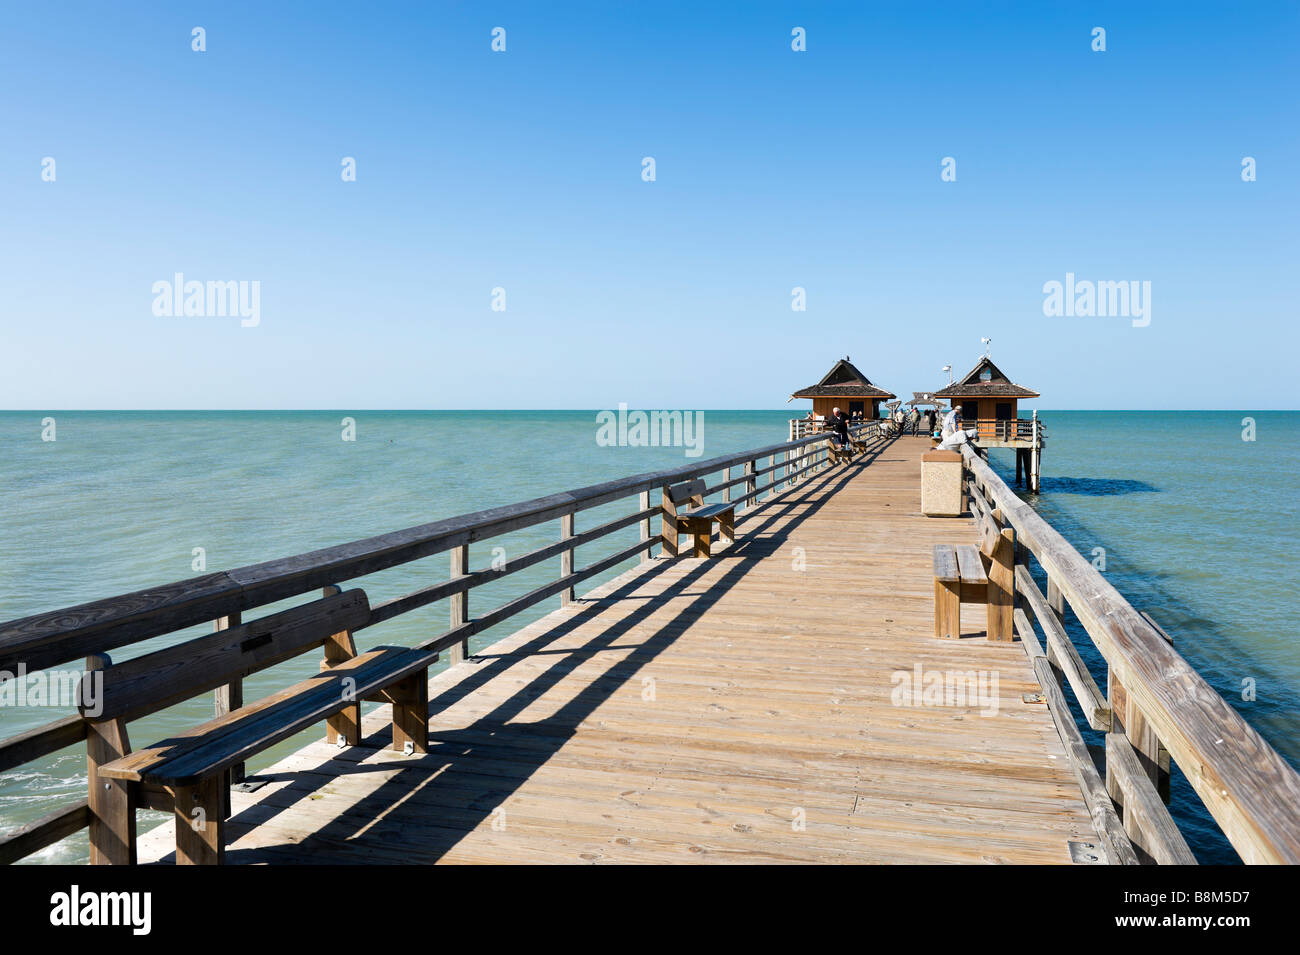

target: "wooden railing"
[968,418,1043,443]
[0,423,887,864]
[789,417,886,440]
[962,445,1300,865]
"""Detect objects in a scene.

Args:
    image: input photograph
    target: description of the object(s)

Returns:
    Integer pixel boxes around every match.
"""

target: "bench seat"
[953,544,988,585]
[679,502,735,521]
[101,645,435,787]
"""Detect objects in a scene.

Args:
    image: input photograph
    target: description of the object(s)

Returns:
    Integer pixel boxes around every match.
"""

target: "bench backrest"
[979,521,998,558]
[979,521,1015,570]
[79,588,370,723]
[667,479,706,507]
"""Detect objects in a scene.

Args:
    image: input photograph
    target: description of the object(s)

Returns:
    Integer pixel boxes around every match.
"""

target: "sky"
[1,1,1296,410]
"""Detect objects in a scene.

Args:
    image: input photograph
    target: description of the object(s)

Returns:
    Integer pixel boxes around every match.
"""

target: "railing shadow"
[207,438,895,863]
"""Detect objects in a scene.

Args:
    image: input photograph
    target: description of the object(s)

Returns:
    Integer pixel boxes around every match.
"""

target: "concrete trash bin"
[921,450,964,517]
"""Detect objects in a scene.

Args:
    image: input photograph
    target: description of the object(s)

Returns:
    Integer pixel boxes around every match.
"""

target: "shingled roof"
[933,357,1039,399]
[790,357,896,400]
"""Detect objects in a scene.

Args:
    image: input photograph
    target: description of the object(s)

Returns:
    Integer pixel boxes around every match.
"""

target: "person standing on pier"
[829,406,851,451]
[939,408,978,451]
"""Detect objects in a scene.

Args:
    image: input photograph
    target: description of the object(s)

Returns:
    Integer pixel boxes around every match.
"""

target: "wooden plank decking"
[139,437,1096,864]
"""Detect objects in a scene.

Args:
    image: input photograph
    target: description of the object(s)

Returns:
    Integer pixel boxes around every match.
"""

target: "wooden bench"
[932,519,1016,642]
[661,479,735,558]
[826,435,854,464]
[76,587,437,864]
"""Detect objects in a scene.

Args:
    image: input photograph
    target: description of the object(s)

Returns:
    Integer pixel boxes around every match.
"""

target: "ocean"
[1,410,1294,864]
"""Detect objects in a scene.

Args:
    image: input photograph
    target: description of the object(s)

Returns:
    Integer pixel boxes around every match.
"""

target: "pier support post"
[450,544,470,663]
[1030,412,1041,493]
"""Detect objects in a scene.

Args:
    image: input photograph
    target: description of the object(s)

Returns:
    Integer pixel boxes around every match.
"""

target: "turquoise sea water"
[0,410,1295,864]
[993,411,1300,864]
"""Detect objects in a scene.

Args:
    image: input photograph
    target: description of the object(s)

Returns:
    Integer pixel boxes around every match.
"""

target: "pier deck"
[139,438,1094,864]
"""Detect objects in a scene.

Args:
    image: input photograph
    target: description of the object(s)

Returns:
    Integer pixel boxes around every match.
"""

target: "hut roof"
[789,357,896,400]
[933,357,1039,399]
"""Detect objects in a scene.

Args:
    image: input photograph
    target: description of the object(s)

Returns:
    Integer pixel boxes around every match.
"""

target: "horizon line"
[2,408,1296,414]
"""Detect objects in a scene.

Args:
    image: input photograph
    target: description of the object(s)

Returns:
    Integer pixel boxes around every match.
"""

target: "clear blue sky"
[2,1,1296,410]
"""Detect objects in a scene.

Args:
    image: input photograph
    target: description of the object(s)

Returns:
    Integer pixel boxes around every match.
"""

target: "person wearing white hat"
[939,407,978,451]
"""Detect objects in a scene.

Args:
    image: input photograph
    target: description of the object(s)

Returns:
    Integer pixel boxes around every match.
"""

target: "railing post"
[639,489,651,562]
[86,653,135,865]
[321,584,361,748]
[766,454,776,500]
[560,511,575,605]
[745,460,756,505]
[450,544,470,664]
[1109,616,1174,805]
[722,467,731,504]
[213,611,243,785]
[1045,577,1065,668]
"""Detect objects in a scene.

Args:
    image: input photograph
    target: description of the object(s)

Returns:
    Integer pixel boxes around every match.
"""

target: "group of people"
[823,404,977,453]
[891,406,939,436]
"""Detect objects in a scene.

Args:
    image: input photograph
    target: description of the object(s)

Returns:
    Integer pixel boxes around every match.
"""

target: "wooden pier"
[138,438,1091,864]
[3,426,1299,865]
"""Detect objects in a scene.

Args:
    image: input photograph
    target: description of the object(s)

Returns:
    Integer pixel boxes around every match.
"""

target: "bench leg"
[934,578,961,639]
[718,512,735,545]
[171,776,225,865]
[693,527,710,558]
[386,670,429,755]
[327,702,362,747]
[986,578,1014,642]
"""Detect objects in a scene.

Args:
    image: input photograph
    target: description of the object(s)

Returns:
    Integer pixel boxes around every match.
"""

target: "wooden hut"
[934,355,1044,490]
[933,356,1038,442]
[788,356,896,422]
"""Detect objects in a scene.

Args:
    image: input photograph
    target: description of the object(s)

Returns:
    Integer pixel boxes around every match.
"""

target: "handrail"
[962,445,1300,864]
